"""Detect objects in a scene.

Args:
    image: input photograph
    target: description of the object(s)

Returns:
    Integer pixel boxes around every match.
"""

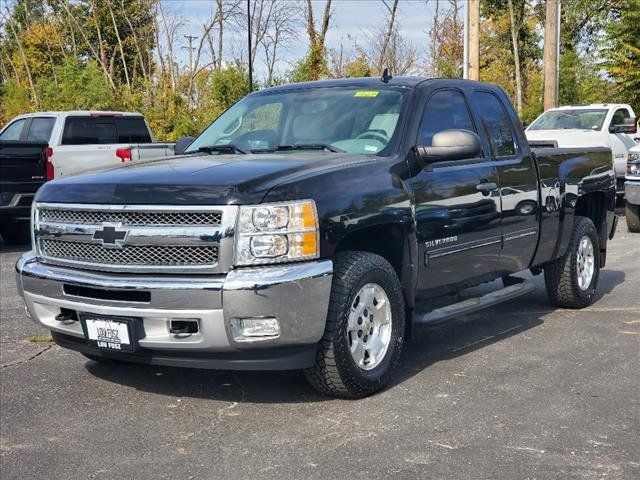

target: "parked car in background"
[0,141,49,243]
[525,104,637,195]
[625,144,640,232]
[16,78,618,398]
[0,111,176,179]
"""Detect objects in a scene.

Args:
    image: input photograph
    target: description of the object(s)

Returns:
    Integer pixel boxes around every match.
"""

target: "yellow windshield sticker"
[354,91,379,97]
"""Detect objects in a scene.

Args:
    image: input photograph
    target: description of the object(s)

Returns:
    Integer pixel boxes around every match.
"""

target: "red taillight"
[116,148,132,162]
[45,146,54,180]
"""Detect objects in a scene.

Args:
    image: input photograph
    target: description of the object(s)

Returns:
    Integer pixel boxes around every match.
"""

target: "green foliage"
[559,51,615,106]
[344,54,371,78]
[603,0,640,113]
[37,59,114,111]
[0,80,32,120]
[289,44,329,83]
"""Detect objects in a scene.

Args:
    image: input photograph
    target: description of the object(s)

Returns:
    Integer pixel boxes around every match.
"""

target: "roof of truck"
[12,111,143,118]
[551,104,632,110]
[256,76,494,93]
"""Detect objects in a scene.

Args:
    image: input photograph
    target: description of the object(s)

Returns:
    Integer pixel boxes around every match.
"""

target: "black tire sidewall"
[333,257,405,390]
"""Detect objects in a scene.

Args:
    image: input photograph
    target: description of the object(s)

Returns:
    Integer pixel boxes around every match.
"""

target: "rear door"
[53,115,152,177]
[411,88,502,291]
[469,89,539,274]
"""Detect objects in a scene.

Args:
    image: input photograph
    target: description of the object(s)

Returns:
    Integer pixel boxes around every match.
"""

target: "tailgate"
[0,141,47,206]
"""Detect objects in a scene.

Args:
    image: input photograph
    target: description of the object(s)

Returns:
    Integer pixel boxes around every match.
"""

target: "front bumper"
[625,180,640,206]
[15,252,333,370]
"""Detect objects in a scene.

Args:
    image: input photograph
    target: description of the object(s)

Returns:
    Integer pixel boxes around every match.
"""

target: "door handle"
[476,182,497,193]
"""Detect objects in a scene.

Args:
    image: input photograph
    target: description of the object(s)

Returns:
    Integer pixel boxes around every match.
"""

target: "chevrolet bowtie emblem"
[93,224,128,248]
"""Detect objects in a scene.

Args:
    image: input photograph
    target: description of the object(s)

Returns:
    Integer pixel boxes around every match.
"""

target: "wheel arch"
[333,222,417,339]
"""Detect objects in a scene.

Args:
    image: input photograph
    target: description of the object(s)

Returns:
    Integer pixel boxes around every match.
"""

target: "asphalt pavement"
[0,222,638,479]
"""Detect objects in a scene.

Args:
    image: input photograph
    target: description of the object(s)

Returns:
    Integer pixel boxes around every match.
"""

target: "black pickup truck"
[0,141,50,243]
[16,78,617,398]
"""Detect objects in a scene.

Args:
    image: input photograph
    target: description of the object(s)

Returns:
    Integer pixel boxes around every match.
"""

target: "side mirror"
[609,117,637,134]
[416,129,482,164]
[174,136,195,155]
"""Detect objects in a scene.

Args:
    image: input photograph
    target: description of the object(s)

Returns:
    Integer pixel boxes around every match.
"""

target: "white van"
[525,104,638,194]
[0,111,175,178]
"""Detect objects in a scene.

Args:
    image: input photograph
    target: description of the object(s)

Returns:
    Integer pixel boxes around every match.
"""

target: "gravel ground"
[0,221,638,480]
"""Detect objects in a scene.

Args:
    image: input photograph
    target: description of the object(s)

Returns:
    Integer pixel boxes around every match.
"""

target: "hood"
[36,152,376,205]
[525,129,609,148]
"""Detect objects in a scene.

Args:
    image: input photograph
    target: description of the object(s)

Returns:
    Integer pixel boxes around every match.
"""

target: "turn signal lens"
[235,200,319,266]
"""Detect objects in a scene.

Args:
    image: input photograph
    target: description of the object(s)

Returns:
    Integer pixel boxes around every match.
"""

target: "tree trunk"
[543,0,559,110]
[6,15,39,108]
[468,0,480,80]
[507,0,523,115]
[107,0,131,90]
[378,0,399,74]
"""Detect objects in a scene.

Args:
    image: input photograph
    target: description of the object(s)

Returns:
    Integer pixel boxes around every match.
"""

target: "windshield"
[186,86,407,155]
[528,109,607,131]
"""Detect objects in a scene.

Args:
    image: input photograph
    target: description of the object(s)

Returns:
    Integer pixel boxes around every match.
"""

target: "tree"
[427,0,463,77]
[603,0,640,112]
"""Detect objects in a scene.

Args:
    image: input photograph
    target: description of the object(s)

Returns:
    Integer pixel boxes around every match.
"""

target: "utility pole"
[463,0,469,79]
[183,35,197,72]
[543,0,559,110]
[247,0,253,91]
[468,0,480,81]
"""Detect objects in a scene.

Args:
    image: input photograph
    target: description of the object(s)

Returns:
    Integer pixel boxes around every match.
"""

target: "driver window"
[418,90,476,146]
[611,108,630,126]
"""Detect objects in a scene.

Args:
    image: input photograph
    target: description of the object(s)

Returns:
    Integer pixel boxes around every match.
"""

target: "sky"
[162,0,441,79]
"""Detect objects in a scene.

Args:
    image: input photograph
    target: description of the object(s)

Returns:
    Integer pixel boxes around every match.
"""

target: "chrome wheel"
[576,235,595,290]
[347,283,392,370]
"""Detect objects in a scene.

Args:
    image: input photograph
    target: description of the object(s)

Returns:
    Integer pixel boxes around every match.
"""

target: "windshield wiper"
[273,143,345,153]
[196,144,249,155]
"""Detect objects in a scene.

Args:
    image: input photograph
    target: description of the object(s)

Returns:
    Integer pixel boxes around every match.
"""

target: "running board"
[414,281,536,326]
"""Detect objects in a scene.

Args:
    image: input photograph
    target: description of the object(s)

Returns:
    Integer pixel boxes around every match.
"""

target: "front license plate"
[80,314,138,352]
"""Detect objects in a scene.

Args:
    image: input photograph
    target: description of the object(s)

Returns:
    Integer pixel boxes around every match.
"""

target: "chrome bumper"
[625,180,640,205]
[16,252,332,368]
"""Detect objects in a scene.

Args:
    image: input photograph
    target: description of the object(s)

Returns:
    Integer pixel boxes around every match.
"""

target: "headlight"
[628,152,640,176]
[235,200,319,265]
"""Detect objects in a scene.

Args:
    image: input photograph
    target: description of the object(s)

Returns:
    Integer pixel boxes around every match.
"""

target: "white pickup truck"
[525,104,638,195]
[625,144,640,232]
[0,111,176,178]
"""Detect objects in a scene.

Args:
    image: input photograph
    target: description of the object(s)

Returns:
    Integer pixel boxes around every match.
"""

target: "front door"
[410,88,502,291]
[469,90,539,274]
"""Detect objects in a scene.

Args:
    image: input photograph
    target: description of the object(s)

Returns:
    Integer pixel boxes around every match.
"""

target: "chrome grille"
[35,203,238,273]
[41,239,219,267]
[39,208,222,226]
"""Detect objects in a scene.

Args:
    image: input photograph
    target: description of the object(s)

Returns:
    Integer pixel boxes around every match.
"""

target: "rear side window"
[115,117,152,143]
[0,119,27,141]
[26,117,55,142]
[62,116,151,145]
[418,89,476,146]
[472,92,516,157]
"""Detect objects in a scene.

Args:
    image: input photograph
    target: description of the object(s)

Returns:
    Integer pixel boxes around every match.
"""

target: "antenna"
[381,68,393,83]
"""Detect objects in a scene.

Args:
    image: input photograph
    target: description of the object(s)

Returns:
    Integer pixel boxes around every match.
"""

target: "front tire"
[304,252,405,398]
[544,216,600,309]
[626,202,640,233]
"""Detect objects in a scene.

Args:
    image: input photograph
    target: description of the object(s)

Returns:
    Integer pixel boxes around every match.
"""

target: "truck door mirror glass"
[175,136,195,155]
[610,117,637,134]
[416,129,482,164]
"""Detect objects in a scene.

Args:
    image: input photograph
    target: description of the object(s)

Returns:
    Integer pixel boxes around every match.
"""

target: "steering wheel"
[356,129,389,143]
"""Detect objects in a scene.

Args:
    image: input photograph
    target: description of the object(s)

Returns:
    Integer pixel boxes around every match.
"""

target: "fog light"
[230,317,280,341]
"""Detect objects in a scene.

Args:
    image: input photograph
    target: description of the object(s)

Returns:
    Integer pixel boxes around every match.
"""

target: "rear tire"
[544,216,600,309]
[626,202,640,233]
[304,251,405,398]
